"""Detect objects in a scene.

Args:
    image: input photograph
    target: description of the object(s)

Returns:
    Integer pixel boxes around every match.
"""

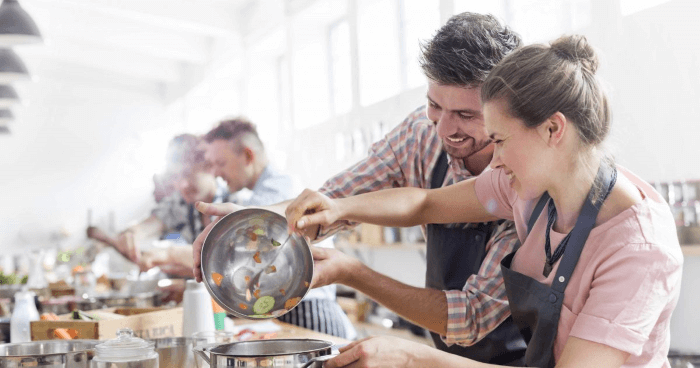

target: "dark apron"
[501,163,615,367]
[426,151,526,365]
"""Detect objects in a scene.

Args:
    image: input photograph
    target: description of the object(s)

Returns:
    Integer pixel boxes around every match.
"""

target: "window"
[402,0,440,89]
[292,42,330,129]
[453,0,508,22]
[329,20,352,115]
[357,0,401,106]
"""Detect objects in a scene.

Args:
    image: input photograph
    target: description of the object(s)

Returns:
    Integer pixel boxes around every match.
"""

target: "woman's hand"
[285,189,342,234]
[325,336,430,368]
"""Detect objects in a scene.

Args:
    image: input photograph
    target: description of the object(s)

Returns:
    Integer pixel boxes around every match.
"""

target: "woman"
[286,35,682,367]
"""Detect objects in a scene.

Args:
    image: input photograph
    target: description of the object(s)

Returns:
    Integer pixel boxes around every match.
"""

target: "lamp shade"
[0,48,30,82]
[0,108,13,124]
[0,84,19,107]
[0,0,42,46]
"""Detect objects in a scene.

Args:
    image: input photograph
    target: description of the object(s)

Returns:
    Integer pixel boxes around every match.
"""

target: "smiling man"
[193,12,524,365]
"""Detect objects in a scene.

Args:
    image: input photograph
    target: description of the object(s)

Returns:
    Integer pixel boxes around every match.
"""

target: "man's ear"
[243,146,255,164]
[539,112,567,147]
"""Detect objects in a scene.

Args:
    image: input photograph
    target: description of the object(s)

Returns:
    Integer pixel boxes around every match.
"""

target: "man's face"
[173,166,216,204]
[425,81,493,160]
[204,139,250,193]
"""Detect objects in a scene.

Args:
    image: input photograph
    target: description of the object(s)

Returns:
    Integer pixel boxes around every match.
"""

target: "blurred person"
[192,12,525,364]
[90,134,229,277]
[201,117,356,339]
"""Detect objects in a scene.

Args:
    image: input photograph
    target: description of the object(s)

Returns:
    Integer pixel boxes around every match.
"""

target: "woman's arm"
[287,178,498,232]
[555,337,629,367]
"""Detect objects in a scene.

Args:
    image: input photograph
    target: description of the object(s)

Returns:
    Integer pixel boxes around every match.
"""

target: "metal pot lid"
[210,339,333,357]
[95,328,155,360]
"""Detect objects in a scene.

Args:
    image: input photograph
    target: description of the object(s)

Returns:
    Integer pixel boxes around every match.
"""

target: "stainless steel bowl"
[194,339,335,368]
[201,208,313,319]
[0,339,100,368]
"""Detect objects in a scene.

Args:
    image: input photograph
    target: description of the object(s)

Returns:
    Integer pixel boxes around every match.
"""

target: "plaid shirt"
[318,105,517,346]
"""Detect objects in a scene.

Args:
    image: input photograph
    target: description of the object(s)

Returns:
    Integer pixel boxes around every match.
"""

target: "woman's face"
[483,99,551,201]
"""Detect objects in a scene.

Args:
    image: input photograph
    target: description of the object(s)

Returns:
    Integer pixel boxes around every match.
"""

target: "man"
[202,118,356,339]
[89,134,229,277]
[193,13,524,365]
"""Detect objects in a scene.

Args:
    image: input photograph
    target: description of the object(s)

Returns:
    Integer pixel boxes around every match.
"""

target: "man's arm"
[113,215,166,263]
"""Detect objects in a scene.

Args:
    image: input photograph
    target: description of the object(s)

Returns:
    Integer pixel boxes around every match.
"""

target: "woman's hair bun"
[550,35,599,73]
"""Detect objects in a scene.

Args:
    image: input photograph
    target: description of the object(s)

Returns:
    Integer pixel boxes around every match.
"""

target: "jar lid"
[95,328,156,361]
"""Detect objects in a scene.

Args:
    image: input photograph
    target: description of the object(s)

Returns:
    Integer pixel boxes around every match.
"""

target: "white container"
[182,280,215,337]
[10,290,39,343]
[92,328,158,368]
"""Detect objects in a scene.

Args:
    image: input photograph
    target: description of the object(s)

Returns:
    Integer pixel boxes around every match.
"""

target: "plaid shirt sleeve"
[442,220,519,346]
[316,106,438,241]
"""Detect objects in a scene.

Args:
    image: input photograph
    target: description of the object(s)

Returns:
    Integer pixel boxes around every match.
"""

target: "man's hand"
[309,246,361,289]
[192,201,243,282]
[285,189,342,235]
[324,336,430,368]
[116,230,140,264]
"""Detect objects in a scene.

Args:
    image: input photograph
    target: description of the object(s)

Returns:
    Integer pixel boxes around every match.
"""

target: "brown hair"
[204,117,264,153]
[419,12,522,87]
[481,35,610,147]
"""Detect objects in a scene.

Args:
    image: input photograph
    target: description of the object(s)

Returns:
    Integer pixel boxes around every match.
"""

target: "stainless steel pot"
[0,339,100,368]
[150,337,194,368]
[194,339,336,368]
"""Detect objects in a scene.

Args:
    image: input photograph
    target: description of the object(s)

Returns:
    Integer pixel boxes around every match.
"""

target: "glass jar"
[92,328,158,368]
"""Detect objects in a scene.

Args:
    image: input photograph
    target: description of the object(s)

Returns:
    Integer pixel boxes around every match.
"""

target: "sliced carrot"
[304,281,310,288]
[253,289,261,299]
[211,272,224,286]
[253,251,261,263]
[279,289,286,296]
[284,297,302,310]
[239,303,248,310]
[244,275,251,282]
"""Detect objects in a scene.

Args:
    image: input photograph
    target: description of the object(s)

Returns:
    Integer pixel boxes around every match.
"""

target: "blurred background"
[1,0,698,251]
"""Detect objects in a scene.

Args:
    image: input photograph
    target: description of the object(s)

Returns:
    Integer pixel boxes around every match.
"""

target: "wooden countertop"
[231,319,351,345]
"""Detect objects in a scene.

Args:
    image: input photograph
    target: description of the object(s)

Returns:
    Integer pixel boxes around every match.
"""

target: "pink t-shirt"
[475,166,683,367]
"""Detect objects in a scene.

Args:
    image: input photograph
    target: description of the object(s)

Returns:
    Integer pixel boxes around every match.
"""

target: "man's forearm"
[343,263,447,335]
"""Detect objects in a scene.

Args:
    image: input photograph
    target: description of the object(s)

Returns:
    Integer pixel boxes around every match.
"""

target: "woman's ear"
[539,112,567,147]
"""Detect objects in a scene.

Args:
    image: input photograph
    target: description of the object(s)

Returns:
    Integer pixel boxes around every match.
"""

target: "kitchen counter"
[232,319,351,345]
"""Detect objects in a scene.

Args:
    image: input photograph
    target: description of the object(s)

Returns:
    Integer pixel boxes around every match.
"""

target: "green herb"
[271,239,281,247]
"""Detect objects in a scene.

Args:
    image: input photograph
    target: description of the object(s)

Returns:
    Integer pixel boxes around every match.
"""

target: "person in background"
[193,12,525,365]
[285,35,683,368]
[201,118,356,339]
[89,134,229,277]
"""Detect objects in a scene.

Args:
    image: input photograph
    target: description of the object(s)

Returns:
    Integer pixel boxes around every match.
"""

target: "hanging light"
[0,108,13,124]
[0,48,30,83]
[0,0,42,46]
[0,84,19,107]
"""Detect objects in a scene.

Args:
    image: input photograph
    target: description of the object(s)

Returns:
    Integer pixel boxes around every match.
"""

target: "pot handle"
[193,345,212,367]
[300,353,338,368]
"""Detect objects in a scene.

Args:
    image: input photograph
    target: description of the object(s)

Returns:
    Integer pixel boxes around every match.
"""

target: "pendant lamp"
[0,48,30,83]
[0,108,13,124]
[0,84,19,107]
[0,0,42,46]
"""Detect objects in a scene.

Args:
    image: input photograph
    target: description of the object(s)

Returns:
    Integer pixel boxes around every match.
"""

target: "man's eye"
[493,139,503,145]
[458,114,474,120]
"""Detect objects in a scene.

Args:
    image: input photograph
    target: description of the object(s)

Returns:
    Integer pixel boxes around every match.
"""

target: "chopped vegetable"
[253,228,265,236]
[244,275,251,282]
[253,251,261,263]
[250,233,258,241]
[253,289,261,299]
[279,288,286,296]
[253,296,275,314]
[212,272,224,286]
[238,303,248,310]
[264,265,277,274]
[284,297,302,310]
[304,281,310,288]
[271,239,281,247]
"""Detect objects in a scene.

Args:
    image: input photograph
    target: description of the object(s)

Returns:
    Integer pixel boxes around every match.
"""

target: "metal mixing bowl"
[201,208,313,319]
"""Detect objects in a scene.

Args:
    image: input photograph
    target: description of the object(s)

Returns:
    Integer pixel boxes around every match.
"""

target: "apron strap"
[527,193,550,234]
[551,163,616,293]
[431,151,449,189]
